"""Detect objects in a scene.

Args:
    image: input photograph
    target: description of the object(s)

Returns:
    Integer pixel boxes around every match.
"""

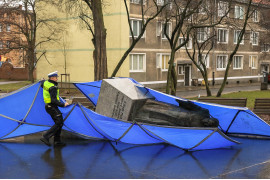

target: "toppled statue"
[96,78,218,128]
[132,99,219,127]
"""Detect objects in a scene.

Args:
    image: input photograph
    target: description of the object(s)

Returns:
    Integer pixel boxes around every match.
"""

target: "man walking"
[40,71,69,146]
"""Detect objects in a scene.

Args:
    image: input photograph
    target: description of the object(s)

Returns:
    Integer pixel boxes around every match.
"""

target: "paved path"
[176,83,263,98]
[0,81,267,98]
[0,81,22,85]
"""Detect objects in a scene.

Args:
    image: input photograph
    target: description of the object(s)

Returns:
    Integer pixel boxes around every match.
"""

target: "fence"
[0,61,36,80]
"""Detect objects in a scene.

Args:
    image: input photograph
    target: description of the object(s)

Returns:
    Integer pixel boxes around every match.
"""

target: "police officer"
[40,71,69,146]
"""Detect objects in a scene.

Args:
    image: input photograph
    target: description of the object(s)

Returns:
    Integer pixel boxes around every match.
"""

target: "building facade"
[0,5,26,68]
[33,0,269,85]
[129,0,270,88]
[36,0,129,82]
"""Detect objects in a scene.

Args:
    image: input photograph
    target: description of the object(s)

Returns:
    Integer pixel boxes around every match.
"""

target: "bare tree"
[160,0,208,95]
[56,0,107,81]
[0,0,63,83]
[161,0,229,95]
[257,1,270,69]
[182,0,232,96]
[185,30,215,96]
[177,0,255,97]
[111,0,169,77]
[216,0,253,97]
[0,5,25,65]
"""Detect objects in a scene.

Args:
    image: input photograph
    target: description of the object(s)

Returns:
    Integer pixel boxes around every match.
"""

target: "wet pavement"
[0,136,270,179]
[1,81,270,178]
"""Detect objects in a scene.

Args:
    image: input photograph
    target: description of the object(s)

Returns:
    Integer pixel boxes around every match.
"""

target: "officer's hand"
[64,102,69,107]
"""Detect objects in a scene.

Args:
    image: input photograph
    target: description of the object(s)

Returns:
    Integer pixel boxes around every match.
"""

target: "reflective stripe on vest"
[43,80,60,103]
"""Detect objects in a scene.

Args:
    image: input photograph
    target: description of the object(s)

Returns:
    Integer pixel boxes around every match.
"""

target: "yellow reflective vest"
[43,80,60,104]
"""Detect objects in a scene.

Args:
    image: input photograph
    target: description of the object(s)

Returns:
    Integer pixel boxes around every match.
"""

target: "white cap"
[48,71,58,77]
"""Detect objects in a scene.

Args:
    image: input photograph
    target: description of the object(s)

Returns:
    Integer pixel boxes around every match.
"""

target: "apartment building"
[129,0,270,87]
[0,5,26,67]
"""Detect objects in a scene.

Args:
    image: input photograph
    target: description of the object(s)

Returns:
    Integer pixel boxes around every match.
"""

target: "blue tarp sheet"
[0,81,240,151]
[74,77,270,139]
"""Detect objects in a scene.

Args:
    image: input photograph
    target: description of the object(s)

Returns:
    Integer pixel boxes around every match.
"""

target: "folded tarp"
[0,81,239,151]
[74,77,270,139]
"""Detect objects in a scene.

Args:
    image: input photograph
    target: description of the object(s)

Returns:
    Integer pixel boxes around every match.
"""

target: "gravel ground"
[259,115,270,124]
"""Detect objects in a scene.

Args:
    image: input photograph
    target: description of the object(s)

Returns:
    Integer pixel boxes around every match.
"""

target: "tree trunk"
[204,80,212,97]
[92,0,108,81]
[216,71,228,97]
[166,51,177,95]
[216,0,252,97]
[27,50,35,83]
[216,57,233,97]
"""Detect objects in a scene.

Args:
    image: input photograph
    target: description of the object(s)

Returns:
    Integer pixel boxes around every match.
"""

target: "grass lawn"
[0,81,32,93]
[189,90,270,109]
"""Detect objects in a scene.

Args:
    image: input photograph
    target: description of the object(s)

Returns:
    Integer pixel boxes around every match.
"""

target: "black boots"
[54,141,66,146]
[40,136,66,147]
[40,136,51,146]
[54,137,66,146]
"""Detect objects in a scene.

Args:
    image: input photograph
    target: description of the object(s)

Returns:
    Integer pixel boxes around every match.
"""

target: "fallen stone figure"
[95,78,219,128]
[133,99,219,127]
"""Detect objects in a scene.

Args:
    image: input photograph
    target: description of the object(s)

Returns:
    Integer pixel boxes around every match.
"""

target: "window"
[5,13,9,19]
[179,37,192,49]
[157,0,164,6]
[234,30,244,44]
[129,54,145,72]
[233,56,243,69]
[217,28,228,43]
[130,0,146,4]
[179,8,192,21]
[178,66,184,75]
[130,19,144,38]
[198,6,206,14]
[198,54,209,70]
[186,14,193,22]
[198,1,210,14]
[156,22,162,37]
[261,43,270,52]
[6,41,10,48]
[162,23,171,39]
[156,53,170,71]
[218,1,229,17]
[217,55,227,70]
[250,31,259,45]
[252,10,259,22]
[249,55,258,69]
[6,24,11,32]
[157,22,172,39]
[0,41,3,49]
[235,5,244,19]
[197,27,209,42]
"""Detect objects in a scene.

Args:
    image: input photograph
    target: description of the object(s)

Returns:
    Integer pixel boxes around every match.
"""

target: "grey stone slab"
[95,78,152,121]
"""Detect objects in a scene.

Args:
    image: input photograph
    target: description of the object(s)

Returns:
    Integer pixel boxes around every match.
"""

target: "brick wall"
[0,61,36,80]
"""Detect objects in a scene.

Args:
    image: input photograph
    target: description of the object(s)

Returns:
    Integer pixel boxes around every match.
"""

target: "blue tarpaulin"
[0,80,241,151]
[74,77,270,139]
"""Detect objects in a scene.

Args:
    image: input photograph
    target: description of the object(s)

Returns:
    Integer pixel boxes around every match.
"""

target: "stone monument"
[95,78,153,121]
[96,78,219,127]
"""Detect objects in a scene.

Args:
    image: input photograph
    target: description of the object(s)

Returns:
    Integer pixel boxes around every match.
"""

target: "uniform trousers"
[43,104,64,142]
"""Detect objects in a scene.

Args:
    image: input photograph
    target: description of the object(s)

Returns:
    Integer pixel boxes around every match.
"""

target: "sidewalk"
[0,81,22,85]
[175,82,263,98]
[0,81,267,99]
